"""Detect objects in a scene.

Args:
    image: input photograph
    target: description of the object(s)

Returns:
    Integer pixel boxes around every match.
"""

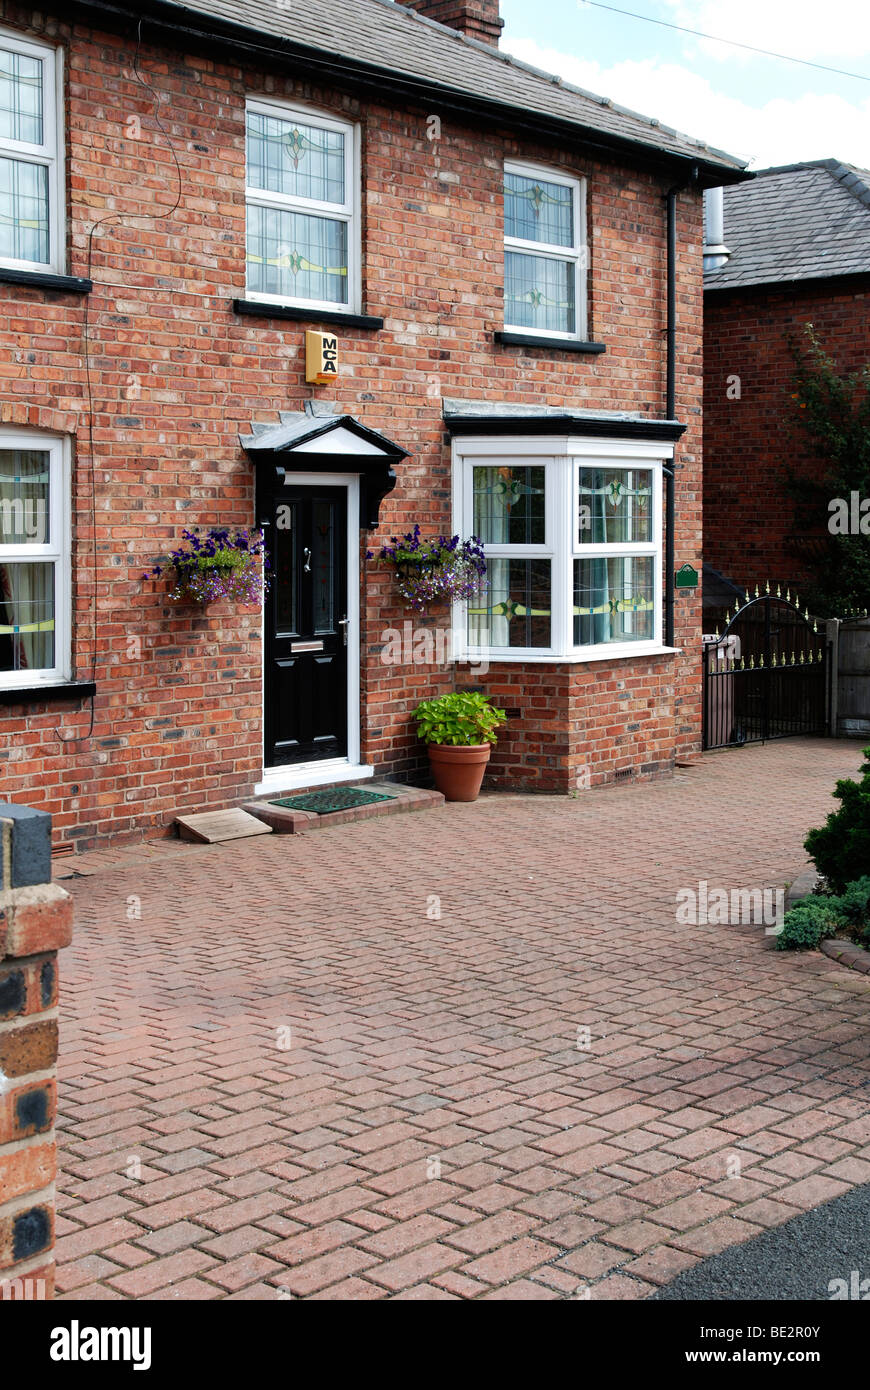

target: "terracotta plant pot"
[427,742,491,803]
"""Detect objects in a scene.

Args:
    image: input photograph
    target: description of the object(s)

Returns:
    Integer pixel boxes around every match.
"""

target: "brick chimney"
[398,0,503,46]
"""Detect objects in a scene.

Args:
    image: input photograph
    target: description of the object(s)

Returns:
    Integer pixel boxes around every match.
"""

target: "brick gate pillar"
[0,804,73,1300]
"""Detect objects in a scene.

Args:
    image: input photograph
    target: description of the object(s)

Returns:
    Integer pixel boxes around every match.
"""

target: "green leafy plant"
[804,747,870,893]
[775,896,844,951]
[413,691,507,746]
[831,875,870,947]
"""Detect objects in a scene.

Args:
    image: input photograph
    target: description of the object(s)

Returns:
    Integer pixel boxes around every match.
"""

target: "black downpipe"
[664,186,678,648]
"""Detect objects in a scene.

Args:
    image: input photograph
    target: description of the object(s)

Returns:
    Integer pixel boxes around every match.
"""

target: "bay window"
[0,27,61,272]
[504,161,586,339]
[245,99,359,312]
[454,438,668,661]
[0,431,69,687]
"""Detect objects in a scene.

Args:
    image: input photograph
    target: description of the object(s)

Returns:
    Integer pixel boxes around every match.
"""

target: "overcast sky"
[501,0,870,170]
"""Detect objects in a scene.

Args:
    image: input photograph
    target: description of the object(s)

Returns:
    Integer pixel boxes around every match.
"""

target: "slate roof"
[137,0,747,180]
[705,159,870,291]
[443,399,675,424]
[239,411,406,454]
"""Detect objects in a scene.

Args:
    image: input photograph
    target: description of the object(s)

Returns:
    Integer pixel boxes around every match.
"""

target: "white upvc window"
[0,430,70,688]
[504,160,586,339]
[453,436,670,663]
[244,98,359,313]
[0,27,63,272]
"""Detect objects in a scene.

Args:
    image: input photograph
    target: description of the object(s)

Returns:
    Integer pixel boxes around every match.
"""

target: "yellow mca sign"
[305,330,338,384]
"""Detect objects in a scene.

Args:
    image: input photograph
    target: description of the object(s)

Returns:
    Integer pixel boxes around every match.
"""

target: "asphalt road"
[652,1183,870,1300]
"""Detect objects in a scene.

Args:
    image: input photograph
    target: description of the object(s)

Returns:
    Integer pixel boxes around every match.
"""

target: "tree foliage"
[784,326,870,616]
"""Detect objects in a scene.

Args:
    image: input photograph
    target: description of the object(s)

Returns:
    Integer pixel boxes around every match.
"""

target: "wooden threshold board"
[175,809,273,843]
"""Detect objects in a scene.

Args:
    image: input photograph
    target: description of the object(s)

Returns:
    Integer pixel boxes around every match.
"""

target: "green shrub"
[833,876,870,947]
[413,691,507,746]
[804,747,870,893]
[775,897,844,951]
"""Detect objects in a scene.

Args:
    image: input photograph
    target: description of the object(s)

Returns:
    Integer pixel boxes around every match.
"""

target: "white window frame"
[504,159,586,341]
[452,435,673,664]
[0,428,70,688]
[0,25,63,273]
[244,98,360,315]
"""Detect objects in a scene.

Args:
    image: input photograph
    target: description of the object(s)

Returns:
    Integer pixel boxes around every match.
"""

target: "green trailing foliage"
[784,325,870,618]
[776,874,870,953]
[413,691,507,746]
[775,896,844,951]
[832,876,870,948]
[804,746,870,893]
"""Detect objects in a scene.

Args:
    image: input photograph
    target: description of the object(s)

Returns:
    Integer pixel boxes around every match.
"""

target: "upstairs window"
[0,28,61,272]
[504,161,586,339]
[245,100,359,313]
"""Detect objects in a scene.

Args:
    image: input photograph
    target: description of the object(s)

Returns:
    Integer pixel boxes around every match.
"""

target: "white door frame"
[254,470,372,796]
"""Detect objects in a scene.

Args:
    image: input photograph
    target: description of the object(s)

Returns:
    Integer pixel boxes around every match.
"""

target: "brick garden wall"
[0,807,73,1299]
[0,4,704,841]
[703,277,870,594]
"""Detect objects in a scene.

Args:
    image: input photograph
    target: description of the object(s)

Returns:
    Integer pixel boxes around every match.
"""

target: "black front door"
[265,485,348,767]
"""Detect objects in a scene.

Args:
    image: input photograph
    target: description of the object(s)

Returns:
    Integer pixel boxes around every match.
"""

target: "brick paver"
[56,739,870,1299]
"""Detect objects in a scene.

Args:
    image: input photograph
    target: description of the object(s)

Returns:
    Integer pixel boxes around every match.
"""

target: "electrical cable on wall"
[57,19,183,743]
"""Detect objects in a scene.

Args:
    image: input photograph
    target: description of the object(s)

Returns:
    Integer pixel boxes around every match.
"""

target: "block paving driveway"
[55,739,870,1300]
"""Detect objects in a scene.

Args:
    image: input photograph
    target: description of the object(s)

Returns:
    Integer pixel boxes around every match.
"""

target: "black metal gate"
[703,588,830,750]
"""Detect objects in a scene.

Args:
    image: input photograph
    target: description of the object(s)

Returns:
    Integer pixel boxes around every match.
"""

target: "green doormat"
[270,787,397,814]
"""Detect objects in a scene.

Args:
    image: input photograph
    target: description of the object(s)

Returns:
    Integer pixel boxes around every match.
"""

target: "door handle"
[338,616,349,646]
[303,546,311,573]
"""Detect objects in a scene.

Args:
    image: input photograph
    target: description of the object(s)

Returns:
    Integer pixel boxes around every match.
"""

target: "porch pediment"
[240,411,406,528]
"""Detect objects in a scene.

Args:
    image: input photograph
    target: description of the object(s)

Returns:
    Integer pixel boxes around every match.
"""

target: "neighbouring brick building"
[704,160,870,596]
[0,0,747,849]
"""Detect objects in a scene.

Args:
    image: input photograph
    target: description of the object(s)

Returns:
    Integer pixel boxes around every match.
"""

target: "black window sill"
[494,331,606,354]
[0,267,92,294]
[0,680,96,706]
[233,300,384,331]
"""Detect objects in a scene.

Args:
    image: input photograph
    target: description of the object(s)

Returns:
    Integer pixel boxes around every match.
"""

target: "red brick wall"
[703,278,870,593]
[0,6,704,843]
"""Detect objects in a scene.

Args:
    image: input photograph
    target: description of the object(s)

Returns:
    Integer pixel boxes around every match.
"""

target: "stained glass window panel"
[574,556,654,646]
[246,112,345,205]
[246,205,348,303]
[468,558,550,649]
[0,450,50,544]
[473,465,545,545]
[505,172,573,247]
[0,47,43,145]
[577,468,653,546]
[0,561,54,671]
[505,250,574,335]
[0,156,49,264]
[312,499,335,634]
[274,504,297,635]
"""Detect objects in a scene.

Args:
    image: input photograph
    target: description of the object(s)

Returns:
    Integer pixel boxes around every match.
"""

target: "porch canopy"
[240,409,407,528]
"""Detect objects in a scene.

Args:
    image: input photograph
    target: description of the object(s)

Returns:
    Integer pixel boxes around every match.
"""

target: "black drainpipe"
[664,184,678,648]
[663,172,696,647]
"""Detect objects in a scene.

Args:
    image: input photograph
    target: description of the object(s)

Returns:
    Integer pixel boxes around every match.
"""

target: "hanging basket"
[143,528,270,607]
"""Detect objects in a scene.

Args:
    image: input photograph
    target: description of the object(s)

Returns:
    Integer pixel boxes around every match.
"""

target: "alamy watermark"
[828,492,870,535]
[828,1270,870,1299]
[0,496,47,542]
[379,620,488,674]
[676,879,784,935]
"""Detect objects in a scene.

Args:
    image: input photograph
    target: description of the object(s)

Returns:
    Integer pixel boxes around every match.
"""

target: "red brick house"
[704,160,870,598]
[0,0,747,848]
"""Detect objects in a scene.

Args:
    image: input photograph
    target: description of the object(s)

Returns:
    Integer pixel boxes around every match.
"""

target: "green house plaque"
[675,563,699,590]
